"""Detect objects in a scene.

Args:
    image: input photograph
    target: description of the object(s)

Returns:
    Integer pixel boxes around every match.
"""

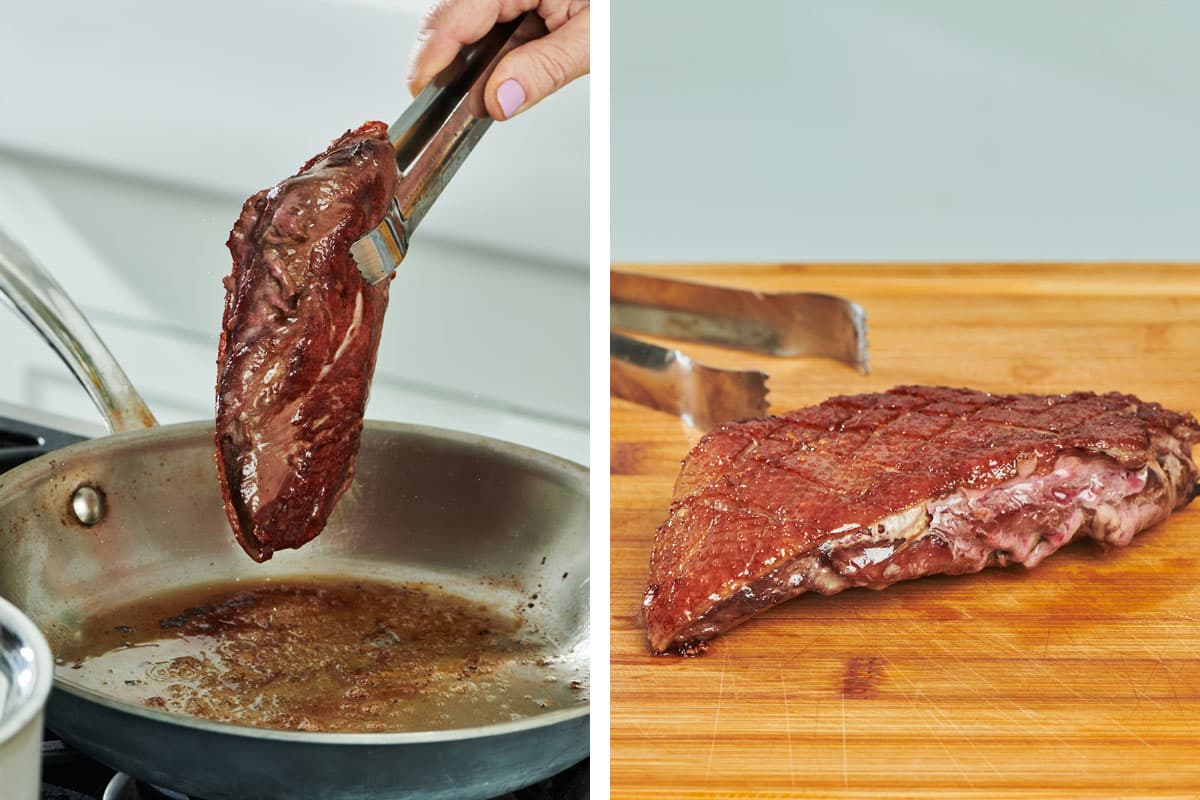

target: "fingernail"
[497,79,526,119]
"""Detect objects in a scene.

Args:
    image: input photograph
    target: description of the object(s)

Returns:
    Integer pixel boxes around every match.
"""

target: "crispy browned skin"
[215,122,398,562]
[643,386,1200,654]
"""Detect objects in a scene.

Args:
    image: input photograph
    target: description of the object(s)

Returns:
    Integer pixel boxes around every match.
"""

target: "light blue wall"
[613,0,1200,261]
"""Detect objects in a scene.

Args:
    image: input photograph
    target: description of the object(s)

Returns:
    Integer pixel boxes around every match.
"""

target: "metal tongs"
[351,14,535,282]
[610,271,870,430]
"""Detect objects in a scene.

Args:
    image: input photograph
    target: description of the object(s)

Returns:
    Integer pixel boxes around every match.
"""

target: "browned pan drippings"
[54,577,586,733]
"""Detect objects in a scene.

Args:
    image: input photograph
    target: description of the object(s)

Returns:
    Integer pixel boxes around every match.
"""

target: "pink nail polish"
[497,79,526,119]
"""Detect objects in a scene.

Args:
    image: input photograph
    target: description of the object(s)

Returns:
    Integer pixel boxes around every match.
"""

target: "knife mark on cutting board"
[703,650,728,785]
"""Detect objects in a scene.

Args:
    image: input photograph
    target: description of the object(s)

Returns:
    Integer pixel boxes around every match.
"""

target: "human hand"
[408,0,590,121]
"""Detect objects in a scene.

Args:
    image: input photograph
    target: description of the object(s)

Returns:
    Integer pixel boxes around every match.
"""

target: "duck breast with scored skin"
[643,386,1200,654]
[215,122,398,562]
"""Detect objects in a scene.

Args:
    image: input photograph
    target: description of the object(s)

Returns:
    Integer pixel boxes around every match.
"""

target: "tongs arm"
[352,13,535,283]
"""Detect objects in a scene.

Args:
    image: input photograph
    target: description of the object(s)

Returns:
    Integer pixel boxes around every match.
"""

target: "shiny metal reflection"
[610,332,769,430]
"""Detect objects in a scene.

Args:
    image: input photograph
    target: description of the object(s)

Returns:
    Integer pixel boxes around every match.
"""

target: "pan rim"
[0,417,589,476]
[6,418,590,745]
[0,419,589,499]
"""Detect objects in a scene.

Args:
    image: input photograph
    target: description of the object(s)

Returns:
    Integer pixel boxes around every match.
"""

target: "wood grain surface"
[610,264,1200,798]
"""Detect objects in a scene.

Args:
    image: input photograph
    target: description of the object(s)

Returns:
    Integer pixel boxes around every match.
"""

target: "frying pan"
[0,229,588,799]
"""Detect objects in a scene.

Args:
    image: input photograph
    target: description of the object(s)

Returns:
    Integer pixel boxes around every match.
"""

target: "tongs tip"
[847,300,871,375]
[351,198,407,284]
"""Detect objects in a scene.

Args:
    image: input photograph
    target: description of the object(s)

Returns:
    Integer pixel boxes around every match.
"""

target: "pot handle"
[0,226,157,434]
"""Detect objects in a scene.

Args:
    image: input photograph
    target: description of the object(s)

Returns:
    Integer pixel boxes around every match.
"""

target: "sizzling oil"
[54,578,585,733]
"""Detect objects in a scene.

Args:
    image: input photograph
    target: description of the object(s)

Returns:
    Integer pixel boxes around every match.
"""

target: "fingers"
[485,5,589,120]
[407,0,535,98]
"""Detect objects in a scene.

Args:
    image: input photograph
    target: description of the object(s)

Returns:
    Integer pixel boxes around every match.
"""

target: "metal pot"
[0,228,589,799]
[0,594,53,800]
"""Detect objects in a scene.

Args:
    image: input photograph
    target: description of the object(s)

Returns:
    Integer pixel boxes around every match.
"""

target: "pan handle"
[0,226,157,434]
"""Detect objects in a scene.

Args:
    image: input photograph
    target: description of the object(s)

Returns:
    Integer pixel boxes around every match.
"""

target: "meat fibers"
[216,122,398,561]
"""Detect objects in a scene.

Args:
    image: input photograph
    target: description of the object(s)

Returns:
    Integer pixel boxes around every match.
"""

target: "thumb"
[485,6,589,120]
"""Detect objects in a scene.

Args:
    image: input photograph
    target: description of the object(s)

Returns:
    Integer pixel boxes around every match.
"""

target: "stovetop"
[41,733,589,800]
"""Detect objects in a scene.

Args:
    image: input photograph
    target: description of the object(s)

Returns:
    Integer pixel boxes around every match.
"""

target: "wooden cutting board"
[610,264,1200,798]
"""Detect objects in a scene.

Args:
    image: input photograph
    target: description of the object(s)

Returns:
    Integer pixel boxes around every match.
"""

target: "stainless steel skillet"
[0,229,589,799]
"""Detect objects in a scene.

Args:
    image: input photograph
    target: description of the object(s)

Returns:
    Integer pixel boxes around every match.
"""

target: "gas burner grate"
[39,787,95,800]
[0,415,85,473]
